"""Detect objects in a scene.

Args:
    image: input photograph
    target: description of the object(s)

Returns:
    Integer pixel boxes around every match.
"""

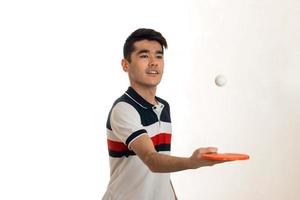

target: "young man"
[103,28,227,200]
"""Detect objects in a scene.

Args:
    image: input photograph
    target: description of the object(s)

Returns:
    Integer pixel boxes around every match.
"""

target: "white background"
[0,0,299,199]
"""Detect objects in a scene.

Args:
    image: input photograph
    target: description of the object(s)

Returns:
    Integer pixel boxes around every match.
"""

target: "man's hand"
[189,147,227,169]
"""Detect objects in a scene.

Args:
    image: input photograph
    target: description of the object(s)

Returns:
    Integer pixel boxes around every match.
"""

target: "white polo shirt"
[102,87,175,200]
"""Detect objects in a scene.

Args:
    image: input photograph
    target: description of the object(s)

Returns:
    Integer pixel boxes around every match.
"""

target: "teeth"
[148,70,158,74]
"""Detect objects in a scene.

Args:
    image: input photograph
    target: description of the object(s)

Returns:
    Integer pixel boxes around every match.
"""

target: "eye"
[156,54,163,59]
[139,54,148,58]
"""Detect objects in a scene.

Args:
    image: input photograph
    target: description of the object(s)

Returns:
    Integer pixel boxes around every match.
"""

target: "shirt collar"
[125,87,161,109]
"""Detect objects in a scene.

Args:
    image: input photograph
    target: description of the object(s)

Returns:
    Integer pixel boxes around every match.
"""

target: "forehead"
[132,40,163,53]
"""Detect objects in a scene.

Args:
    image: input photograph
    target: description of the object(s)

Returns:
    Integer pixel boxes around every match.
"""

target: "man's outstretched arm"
[129,134,227,173]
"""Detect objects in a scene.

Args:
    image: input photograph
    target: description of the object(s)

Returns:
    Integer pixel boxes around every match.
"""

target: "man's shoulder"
[106,94,138,130]
[112,93,129,106]
[107,93,134,117]
[111,93,138,111]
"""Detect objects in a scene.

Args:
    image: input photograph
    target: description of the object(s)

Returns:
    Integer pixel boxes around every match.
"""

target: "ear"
[121,59,129,72]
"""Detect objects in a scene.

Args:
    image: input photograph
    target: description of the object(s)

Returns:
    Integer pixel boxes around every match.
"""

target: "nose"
[149,55,158,67]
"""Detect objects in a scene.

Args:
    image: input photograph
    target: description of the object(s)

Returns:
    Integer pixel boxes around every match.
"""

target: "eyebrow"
[137,49,163,55]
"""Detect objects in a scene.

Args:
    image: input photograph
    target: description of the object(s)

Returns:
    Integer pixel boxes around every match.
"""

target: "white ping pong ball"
[215,75,227,87]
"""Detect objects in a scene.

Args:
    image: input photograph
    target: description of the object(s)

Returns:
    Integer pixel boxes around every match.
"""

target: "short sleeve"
[110,102,147,148]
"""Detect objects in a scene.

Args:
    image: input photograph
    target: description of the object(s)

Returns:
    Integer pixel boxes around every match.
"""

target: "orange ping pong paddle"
[202,153,250,161]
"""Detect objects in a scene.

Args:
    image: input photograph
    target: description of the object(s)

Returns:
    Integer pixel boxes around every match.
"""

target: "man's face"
[122,40,164,89]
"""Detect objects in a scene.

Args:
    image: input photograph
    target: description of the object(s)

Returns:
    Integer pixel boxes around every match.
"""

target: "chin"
[148,80,161,86]
[135,78,162,88]
[143,82,160,88]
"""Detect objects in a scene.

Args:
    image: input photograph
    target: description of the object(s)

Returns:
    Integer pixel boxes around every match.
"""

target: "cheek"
[160,63,164,72]
[129,64,145,77]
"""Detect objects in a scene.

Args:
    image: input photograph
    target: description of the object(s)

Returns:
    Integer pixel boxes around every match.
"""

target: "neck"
[130,84,157,105]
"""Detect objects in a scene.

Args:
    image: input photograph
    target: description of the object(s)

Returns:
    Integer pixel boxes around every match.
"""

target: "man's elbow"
[144,152,160,173]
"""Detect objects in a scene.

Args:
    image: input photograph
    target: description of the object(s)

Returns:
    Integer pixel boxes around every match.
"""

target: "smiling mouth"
[146,70,159,74]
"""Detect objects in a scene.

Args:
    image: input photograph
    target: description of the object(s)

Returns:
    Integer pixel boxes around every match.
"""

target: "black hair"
[123,28,168,62]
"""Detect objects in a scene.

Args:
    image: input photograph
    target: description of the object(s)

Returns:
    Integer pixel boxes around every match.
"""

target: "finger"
[200,147,218,154]
[207,147,218,153]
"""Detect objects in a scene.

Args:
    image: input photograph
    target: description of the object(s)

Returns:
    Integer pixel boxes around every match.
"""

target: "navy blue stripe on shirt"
[125,129,147,145]
[108,149,136,157]
[108,144,171,158]
[155,143,171,152]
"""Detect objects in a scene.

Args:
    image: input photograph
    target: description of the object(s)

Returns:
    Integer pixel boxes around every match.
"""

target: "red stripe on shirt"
[107,139,129,152]
[151,133,172,146]
[107,133,171,152]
